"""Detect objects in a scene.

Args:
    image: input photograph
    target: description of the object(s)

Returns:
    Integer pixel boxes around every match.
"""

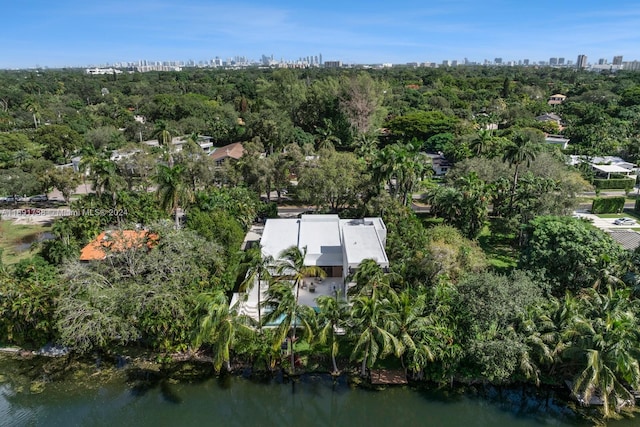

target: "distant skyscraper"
[613,55,623,65]
[494,57,502,64]
[598,58,606,65]
[550,57,558,65]
[523,59,529,65]
[558,57,565,65]
[577,54,588,69]
[319,53,323,65]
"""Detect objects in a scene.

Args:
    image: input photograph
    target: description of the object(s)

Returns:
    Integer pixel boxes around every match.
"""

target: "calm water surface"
[0,356,638,427]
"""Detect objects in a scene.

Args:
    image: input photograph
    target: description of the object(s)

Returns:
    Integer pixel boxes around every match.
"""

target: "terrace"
[233,276,345,323]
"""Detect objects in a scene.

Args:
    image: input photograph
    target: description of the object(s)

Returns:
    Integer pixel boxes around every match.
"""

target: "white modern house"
[231,214,389,321]
[544,134,570,150]
[142,135,214,153]
[568,155,638,179]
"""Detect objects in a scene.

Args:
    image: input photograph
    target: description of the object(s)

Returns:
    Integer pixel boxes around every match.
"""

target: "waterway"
[0,355,638,427]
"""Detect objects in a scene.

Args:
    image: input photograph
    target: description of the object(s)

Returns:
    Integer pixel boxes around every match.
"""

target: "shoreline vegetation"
[2,66,640,424]
[0,349,610,427]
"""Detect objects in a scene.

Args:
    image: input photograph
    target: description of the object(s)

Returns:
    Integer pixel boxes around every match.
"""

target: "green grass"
[0,220,52,265]
[594,209,640,220]
[477,224,519,271]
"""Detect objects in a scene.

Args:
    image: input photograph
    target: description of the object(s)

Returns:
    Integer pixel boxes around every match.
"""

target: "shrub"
[593,178,635,191]
[591,197,625,214]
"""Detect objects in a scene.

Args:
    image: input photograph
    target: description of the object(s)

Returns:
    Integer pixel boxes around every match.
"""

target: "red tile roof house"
[79,230,158,261]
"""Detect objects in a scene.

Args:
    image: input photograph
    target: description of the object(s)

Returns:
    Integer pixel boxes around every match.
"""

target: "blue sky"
[2,0,640,68]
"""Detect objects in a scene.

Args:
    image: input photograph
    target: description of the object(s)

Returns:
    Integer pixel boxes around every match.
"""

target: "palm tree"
[316,294,347,375]
[262,280,316,374]
[502,130,541,212]
[347,259,396,300]
[22,97,41,129]
[355,133,380,166]
[90,159,126,207]
[562,287,640,418]
[271,245,325,372]
[470,129,493,156]
[240,246,274,333]
[372,141,428,206]
[194,290,254,373]
[393,291,435,375]
[350,294,403,377]
[153,120,174,147]
[155,164,193,228]
[276,245,326,305]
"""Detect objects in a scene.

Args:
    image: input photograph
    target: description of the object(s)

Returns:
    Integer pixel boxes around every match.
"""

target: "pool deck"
[232,276,346,322]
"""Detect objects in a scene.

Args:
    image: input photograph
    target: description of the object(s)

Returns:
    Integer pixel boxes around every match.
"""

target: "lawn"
[594,209,640,220]
[477,224,519,271]
[0,220,52,265]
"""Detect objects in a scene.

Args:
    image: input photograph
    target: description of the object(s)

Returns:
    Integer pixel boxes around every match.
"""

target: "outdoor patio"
[233,276,346,323]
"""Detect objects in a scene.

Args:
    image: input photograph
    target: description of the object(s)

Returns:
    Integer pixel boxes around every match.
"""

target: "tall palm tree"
[271,246,325,372]
[262,280,316,374]
[393,291,435,375]
[90,159,126,207]
[22,97,41,129]
[562,287,640,418]
[350,294,403,377]
[154,164,193,228]
[372,141,428,206]
[469,129,493,156]
[240,246,274,333]
[194,290,254,373]
[502,130,541,212]
[316,294,348,375]
[153,120,174,147]
[347,258,396,300]
[276,245,326,306]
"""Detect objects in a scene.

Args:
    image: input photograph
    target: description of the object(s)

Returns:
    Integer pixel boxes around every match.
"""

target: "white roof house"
[569,155,638,178]
[260,215,388,274]
[142,135,214,153]
[545,134,570,149]
[232,215,389,319]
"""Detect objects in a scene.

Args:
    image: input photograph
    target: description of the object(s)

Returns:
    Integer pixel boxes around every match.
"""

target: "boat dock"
[370,369,408,385]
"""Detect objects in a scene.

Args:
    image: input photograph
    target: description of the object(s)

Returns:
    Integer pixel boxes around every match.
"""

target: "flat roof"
[260,215,388,268]
[342,224,389,267]
[299,215,342,266]
[260,218,299,260]
[592,164,632,173]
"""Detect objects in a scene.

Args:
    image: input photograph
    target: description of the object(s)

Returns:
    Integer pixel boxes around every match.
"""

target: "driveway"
[573,210,637,231]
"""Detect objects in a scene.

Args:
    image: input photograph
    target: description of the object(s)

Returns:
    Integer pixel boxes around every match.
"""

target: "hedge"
[593,178,635,191]
[592,197,626,214]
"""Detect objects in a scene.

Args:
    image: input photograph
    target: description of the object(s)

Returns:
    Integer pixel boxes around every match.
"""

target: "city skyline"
[3,0,640,69]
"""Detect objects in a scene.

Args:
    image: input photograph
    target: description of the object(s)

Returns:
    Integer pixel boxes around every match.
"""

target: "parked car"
[29,194,48,202]
[614,217,636,226]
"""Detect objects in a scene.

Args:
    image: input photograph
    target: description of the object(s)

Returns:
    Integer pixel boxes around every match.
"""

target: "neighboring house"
[424,152,452,176]
[568,155,638,179]
[535,113,564,131]
[548,94,567,105]
[79,230,157,261]
[110,149,141,162]
[209,142,245,166]
[544,134,570,149]
[55,156,83,173]
[142,135,214,154]
[232,214,389,320]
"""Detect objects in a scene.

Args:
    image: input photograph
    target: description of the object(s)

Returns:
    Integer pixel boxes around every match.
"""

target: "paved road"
[573,210,637,231]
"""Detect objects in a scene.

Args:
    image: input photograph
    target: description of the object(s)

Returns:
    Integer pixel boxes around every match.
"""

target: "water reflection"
[1,356,638,427]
